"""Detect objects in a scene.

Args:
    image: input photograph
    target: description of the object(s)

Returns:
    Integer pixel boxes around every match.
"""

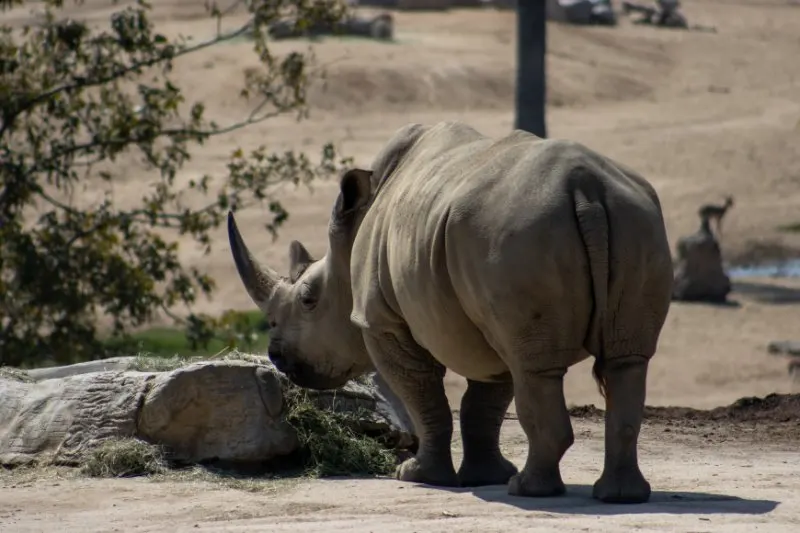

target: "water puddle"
[726,259,800,279]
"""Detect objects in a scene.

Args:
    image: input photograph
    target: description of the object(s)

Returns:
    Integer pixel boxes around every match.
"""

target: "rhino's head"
[227,168,376,390]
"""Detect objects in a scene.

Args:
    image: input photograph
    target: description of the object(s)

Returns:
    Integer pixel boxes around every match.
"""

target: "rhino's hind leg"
[457,378,518,487]
[507,367,574,498]
[363,331,459,488]
[592,355,651,503]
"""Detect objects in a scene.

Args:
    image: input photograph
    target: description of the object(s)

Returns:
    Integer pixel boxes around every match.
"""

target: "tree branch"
[22,106,289,181]
[7,20,255,130]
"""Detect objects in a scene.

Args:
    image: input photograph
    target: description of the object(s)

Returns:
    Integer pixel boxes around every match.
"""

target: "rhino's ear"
[288,240,314,283]
[335,168,372,220]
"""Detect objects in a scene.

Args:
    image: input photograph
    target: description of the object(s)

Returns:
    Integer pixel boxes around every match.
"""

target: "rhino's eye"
[298,285,318,312]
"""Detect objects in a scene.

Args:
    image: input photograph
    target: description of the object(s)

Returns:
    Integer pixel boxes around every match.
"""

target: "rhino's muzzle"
[267,343,290,374]
[285,365,347,391]
[268,344,350,390]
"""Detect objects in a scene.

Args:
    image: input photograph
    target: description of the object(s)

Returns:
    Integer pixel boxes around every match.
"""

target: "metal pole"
[514,0,547,138]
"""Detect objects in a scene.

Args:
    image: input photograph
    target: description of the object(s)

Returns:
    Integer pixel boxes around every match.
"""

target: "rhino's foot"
[458,378,516,487]
[457,454,518,487]
[507,468,566,497]
[594,355,652,504]
[362,331,458,488]
[395,456,460,487]
[592,466,651,504]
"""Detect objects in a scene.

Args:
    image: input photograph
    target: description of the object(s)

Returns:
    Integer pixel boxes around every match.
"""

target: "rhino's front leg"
[592,355,651,503]
[363,331,459,487]
[457,379,518,487]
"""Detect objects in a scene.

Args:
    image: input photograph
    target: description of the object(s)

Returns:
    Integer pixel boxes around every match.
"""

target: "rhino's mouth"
[284,362,351,391]
[268,342,349,390]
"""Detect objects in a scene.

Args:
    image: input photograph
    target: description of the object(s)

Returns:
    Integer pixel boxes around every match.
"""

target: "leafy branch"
[0,0,351,366]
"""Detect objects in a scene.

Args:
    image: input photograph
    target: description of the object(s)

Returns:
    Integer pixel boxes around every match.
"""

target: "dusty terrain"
[2,401,800,532]
[3,0,800,531]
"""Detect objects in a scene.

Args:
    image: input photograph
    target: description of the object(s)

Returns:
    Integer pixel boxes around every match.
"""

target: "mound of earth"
[565,393,800,441]
[645,393,800,423]
[569,393,800,422]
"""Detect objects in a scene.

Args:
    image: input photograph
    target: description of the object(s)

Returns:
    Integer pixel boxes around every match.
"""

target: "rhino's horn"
[227,211,280,307]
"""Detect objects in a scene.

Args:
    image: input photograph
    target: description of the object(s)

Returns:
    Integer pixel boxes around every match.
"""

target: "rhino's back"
[440,134,669,365]
[351,123,520,379]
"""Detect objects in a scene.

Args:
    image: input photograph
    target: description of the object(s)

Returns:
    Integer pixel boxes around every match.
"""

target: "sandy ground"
[2,413,799,532]
[3,0,800,531]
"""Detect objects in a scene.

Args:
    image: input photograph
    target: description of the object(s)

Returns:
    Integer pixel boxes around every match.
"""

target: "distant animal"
[621,0,700,30]
[228,121,673,504]
[698,195,734,239]
[698,213,713,236]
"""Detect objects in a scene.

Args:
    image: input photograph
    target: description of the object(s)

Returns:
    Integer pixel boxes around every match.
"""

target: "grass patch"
[81,438,168,478]
[281,385,398,477]
[7,311,269,370]
[101,310,269,360]
[777,222,800,233]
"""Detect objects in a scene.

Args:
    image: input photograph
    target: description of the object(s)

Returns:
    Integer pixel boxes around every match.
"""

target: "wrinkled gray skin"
[228,121,673,503]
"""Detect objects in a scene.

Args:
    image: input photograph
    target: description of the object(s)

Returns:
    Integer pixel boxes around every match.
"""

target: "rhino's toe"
[395,456,460,487]
[507,469,566,498]
[592,467,651,504]
[458,455,518,487]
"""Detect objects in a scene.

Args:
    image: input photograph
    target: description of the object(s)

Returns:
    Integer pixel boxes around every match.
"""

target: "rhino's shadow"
[437,483,779,516]
[671,297,742,308]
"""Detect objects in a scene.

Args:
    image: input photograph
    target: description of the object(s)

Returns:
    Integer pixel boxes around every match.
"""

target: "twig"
[208,345,231,360]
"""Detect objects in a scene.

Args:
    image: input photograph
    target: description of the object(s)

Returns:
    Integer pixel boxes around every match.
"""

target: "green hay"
[0,366,33,382]
[128,354,200,372]
[128,349,267,373]
[282,386,398,478]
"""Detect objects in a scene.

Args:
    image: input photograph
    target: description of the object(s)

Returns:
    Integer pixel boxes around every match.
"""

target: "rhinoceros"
[227,121,673,503]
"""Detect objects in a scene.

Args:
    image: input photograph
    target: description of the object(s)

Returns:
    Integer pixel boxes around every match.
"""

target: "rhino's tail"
[573,188,610,399]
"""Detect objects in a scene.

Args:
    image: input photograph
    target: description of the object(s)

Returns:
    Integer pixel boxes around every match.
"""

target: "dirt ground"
[3,0,800,531]
[2,404,799,532]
